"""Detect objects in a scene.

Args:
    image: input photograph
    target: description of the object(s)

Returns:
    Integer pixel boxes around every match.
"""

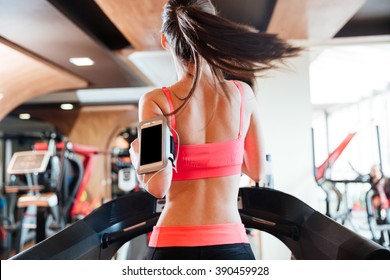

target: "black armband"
[168,133,176,167]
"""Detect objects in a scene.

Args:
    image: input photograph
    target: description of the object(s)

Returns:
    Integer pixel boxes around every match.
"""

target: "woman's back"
[141,75,252,226]
[160,76,244,145]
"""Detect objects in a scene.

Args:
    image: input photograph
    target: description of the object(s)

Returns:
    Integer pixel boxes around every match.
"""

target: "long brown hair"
[161,0,301,113]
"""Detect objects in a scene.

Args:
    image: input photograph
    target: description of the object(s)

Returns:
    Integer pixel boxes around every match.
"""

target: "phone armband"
[137,116,171,174]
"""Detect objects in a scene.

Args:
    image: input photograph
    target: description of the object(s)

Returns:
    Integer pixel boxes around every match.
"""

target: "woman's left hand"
[129,138,140,171]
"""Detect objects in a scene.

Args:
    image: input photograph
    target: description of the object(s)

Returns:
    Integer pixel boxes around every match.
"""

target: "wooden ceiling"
[1,0,389,120]
[94,0,167,50]
[267,0,367,40]
[96,0,369,48]
[0,39,88,120]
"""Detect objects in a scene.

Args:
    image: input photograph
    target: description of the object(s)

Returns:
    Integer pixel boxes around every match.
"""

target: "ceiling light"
[19,113,31,120]
[69,57,95,66]
[60,103,74,110]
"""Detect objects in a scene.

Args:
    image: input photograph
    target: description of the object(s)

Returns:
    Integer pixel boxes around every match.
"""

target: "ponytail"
[162,0,301,113]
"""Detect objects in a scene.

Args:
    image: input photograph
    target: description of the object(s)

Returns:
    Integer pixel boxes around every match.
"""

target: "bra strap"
[161,87,177,142]
[232,81,245,138]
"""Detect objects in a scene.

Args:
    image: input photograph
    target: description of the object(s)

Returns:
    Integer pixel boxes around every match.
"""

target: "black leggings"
[146,243,255,260]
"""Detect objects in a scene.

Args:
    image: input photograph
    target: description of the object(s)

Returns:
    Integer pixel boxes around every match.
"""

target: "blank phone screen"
[140,124,162,165]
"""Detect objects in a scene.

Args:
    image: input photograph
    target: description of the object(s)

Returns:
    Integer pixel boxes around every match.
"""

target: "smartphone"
[137,116,170,174]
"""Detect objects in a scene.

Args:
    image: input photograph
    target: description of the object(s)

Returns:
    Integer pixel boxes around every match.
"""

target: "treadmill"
[10,187,390,260]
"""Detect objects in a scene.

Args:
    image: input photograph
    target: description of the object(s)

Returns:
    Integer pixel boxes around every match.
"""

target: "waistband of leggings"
[149,223,249,247]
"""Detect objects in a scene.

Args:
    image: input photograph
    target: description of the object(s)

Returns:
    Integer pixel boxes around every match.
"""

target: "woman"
[130,0,301,260]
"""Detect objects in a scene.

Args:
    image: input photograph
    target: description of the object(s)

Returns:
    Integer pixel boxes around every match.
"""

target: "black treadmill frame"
[11,187,390,260]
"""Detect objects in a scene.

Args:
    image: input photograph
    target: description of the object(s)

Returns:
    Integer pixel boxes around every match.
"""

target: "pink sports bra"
[162,81,245,181]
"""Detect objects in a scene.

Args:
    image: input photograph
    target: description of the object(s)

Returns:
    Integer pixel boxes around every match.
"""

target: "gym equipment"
[3,139,84,255]
[33,141,86,223]
[10,187,390,260]
[111,148,136,197]
[312,125,390,246]
[5,149,57,253]
[312,128,359,223]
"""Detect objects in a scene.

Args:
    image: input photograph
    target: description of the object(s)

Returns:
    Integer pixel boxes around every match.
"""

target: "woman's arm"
[129,90,173,198]
[241,83,265,183]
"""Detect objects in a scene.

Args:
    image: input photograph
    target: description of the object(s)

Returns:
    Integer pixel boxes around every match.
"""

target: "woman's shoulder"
[139,87,170,106]
[140,88,164,100]
[231,80,256,101]
[139,87,171,118]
